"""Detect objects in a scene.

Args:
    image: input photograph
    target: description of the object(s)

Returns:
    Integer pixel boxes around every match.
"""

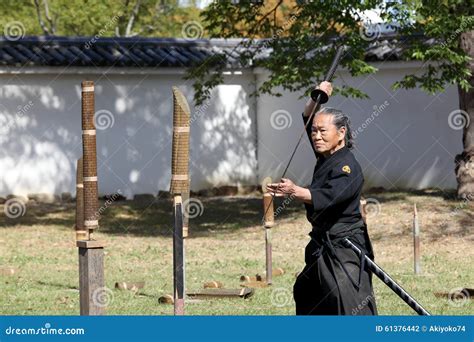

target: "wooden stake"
[173,195,185,315]
[413,203,421,275]
[263,192,274,285]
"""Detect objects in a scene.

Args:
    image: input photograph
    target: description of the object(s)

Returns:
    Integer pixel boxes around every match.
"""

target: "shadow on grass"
[1,189,469,241]
[362,188,459,203]
[0,196,304,238]
[98,196,304,238]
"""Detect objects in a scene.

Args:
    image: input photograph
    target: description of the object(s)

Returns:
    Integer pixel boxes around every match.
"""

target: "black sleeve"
[308,164,362,211]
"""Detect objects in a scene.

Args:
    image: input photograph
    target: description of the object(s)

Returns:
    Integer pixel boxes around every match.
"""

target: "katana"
[343,238,431,315]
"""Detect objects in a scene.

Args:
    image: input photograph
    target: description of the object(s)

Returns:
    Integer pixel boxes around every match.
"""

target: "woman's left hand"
[266,178,296,196]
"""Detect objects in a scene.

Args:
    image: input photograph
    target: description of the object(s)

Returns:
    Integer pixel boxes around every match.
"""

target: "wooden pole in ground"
[263,192,274,285]
[78,80,105,315]
[170,87,190,315]
[413,203,421,275]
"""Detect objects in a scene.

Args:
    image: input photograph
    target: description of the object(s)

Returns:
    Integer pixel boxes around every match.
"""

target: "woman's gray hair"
[316,107,354,149]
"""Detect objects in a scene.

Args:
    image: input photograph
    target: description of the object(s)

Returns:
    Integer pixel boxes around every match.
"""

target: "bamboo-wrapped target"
[81,80,99,237]
[170,86,190,195]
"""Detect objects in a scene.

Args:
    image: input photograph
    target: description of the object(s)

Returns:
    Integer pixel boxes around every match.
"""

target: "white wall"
[0,61,462,198]
[0,68,257,198]
[256,61,462,190]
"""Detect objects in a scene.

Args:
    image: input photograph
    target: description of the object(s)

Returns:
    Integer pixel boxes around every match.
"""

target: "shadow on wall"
[189,83,257,191]
[0,82,77,197]
[0,74,258,199]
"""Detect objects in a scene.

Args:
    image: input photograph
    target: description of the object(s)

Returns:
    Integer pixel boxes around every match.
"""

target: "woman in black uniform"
[267,81,378,315]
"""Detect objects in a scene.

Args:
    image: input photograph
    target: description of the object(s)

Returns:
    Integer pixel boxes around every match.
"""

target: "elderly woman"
[267,82,378,315]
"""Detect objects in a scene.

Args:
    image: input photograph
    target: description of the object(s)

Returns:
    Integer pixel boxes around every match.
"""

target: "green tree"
[0,0,203,38]
[187,0,473,199]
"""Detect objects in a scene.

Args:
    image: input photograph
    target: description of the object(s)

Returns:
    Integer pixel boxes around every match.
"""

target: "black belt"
[310,220,368,291]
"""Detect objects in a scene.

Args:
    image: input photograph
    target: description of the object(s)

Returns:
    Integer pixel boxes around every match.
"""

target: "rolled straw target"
[81,81,99,237]
[170,87,190,195]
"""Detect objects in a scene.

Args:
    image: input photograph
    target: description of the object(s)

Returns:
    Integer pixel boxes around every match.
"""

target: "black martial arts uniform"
[293,113,378,315]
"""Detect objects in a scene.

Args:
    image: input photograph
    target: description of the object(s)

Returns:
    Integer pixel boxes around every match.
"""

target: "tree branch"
[33,0,50,35]
[42,0,56,35]
[125,0,141,37]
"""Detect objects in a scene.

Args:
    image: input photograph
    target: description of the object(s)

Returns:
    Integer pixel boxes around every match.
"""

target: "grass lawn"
[0,188,472,315]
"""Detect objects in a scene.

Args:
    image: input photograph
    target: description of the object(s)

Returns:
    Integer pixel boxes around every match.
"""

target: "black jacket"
[302,113,364,236]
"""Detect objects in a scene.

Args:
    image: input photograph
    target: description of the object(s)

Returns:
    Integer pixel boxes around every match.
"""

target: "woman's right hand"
[317,81,332,97]
[304,81,333,117]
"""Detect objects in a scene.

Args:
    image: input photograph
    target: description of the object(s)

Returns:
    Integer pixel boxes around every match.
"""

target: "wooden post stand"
[263,192,274,285]
[170,87,191,315]
[76,80,106,315]
[77,240,106,315]
[172,196,185,314]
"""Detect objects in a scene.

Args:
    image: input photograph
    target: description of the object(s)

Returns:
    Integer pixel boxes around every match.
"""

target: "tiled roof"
[0,35,407,68]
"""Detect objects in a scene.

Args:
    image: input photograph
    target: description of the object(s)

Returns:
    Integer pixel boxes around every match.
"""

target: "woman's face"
[311,114,345,155]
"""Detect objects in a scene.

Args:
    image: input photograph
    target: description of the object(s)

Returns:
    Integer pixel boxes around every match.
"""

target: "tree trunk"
[455,30,474,200]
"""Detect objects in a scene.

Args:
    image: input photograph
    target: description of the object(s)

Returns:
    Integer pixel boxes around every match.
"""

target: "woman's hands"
[266,179,312,204]
[266,178,296,196]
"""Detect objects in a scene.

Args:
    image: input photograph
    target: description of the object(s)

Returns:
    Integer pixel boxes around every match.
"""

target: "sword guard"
[310,88,329,104]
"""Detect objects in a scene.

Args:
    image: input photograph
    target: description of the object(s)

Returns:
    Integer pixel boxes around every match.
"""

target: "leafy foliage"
[0,0,202,38]
[187,0,473,105]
